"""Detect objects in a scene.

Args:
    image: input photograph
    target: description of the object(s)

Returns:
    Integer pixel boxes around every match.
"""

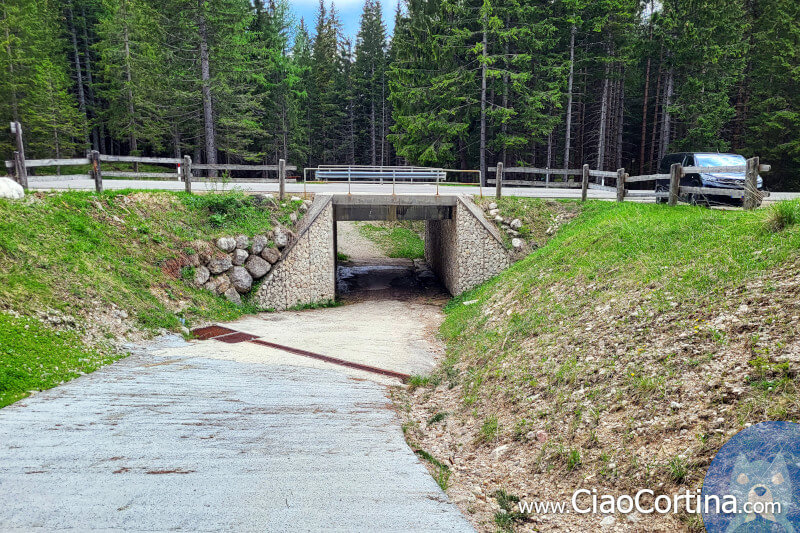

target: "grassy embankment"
[400,198,800,531]
[0,190,301,407]
[357,221,426,259]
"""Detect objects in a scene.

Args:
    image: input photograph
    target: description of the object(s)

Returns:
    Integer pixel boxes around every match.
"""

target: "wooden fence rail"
[5,148,293,197]
[490,158,771,210]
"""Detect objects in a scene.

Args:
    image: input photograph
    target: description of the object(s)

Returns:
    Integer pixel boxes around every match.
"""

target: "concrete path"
[24,178,800,203]
[0,308,473,531]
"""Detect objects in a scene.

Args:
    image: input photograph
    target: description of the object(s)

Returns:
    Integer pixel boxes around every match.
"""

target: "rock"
[203,278,217,292]
[0,178,24,199]
[510,218,522,229]
[245,255,270,279]
[232,248,249,266]
[191,240,215,263]
[216,236,236,253]
[289,212,298,224]
[261,247,281,264]
[211,275,231,295]
[299,201,311,213]
[207,254,233,274]
[234,234,249,250]
[229,266,253,293]
[223,287,242,305]
[489,209,499,216]
[194,265,210,286]
[291,195,302,202]
[274,227,290,248]
[490,445,510,459]
[251,234,268,255]
[600,515,616,528]
[536,430,548,443]
[488,202,498,210]
[494,215,503,223]
[188,252,201,267]
[511,238,523,249]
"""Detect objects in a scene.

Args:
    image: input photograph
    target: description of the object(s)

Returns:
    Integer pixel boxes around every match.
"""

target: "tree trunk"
[4,22,19,122]
[563,25,576,170]
[649,47,664,172]
[597,66,610,171]
[198,2,217,177]
[658,68,674,161]
[616,72,624,170]
[67,2,88,147]
[479,16,487,185]
[81,5,100,151]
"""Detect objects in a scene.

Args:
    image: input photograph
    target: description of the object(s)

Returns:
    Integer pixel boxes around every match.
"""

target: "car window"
[659,154,683,173]
[694,154,746,167]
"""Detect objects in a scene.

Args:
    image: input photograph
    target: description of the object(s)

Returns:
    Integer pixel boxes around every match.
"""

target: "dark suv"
[655,153,764,205]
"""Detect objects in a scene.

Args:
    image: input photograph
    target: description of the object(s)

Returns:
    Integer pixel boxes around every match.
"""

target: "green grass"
[0,313,121,407]
[443,200,800,343]
[414,448,451,490]
[0,189,302,407]
[356,221,425,259]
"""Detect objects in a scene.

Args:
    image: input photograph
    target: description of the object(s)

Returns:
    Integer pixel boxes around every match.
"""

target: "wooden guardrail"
[489,157,770,210]
[5,149,295,199]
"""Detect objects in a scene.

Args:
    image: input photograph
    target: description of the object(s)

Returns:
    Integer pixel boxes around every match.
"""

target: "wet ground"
[337,258,450,304]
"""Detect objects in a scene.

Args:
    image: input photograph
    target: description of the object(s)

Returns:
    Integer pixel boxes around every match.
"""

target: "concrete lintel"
[331,193,459,207]
[334,204,452,221]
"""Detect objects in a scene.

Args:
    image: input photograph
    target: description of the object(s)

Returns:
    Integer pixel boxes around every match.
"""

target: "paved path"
[25,177,800,202]
[0,311,473,531]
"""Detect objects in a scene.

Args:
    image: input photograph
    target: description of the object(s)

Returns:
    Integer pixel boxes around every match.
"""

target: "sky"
[287,0,399,42]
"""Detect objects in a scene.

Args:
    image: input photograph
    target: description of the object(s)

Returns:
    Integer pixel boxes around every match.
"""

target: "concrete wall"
[254,196,336,310]
[425,196,510,295]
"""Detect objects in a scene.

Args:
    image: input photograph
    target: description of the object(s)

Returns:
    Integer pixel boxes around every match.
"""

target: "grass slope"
[400,199,800,531]
[0,189,300,407]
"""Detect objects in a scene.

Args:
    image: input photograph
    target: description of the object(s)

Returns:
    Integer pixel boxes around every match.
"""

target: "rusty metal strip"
[191,325,237,340]
[248,338,410,382]
[215,332,259,344]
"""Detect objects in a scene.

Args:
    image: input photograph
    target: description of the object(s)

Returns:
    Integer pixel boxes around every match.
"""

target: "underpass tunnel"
[331,198,453,304]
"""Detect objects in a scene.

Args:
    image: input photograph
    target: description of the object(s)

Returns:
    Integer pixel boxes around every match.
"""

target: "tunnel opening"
[331,195,454,304]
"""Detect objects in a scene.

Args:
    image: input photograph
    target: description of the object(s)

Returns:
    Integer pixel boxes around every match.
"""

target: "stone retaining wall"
[253,195,336,310]
[425,196,510,295]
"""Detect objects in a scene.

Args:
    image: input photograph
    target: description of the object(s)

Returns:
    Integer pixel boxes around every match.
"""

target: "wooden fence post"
[743,157,760,210]
[91,150,103,193]
[13,151,28,191]
[183,155,192,194]
[495,162,503,199]
[616,168,626,202]
[668,162,681,207]
[581,164,589,202]
[278,158,286,200]
[11,122,28,190]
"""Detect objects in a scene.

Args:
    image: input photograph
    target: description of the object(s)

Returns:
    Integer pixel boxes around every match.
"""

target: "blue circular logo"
[703,421,800,532]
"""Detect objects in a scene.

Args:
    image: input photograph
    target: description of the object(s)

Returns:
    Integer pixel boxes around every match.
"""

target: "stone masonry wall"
[254,196,335,310]
[425,196,510,295]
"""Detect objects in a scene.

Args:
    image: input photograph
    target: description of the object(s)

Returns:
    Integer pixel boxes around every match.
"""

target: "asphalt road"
[0,332,473,532]
[25,177,800,203]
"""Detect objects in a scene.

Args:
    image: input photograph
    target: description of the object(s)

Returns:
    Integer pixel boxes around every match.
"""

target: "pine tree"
[353,0,387,166]
[1,0,85,158]
[743,0,800,189]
